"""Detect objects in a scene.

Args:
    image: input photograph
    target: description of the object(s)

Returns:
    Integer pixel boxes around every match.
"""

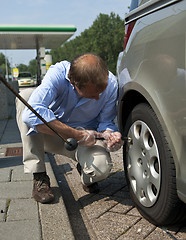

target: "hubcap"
[126,120,161,207]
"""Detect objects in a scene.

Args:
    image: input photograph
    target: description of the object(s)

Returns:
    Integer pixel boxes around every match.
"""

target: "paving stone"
[0,83,8,120]
[0,156,22,167]
[53,145,186,240]
[91,219,126,240]
[109,171,126,181]
[146,227,174,239]
[0,120,7,137]
[0,220,41,240]
[0,119,21,144]
[40,160,75,240]
[99,211,140,224]
[113,187,131,199]
[0,168,11,182]
[60,162,92,201]
[175,226,186,239]
[39,195,75,240]
[49,159,94,240]
[83,195,118,219]
[110,199,134,214]
[91,213,139,240]
[163,225,181,236]
[127,207,142,217]
[99,175,126,189]
[117,218,155,240]
[99,182,125,196]
[0,145,6,158]
[11,166,32,181]
[0,106,74,240]
[110,149,123,166]
[0,181,32,199]
[7,199,38,221]
[0,199,7,222]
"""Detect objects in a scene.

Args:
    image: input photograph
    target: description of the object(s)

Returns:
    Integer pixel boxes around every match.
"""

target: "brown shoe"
[82,182,100,194]
[32,172,55,203]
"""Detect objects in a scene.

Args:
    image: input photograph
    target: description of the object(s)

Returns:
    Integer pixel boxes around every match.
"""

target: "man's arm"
[22,64,64,132]
[97,73,119,133]
[36,119,99,146]
[36,119,83,141]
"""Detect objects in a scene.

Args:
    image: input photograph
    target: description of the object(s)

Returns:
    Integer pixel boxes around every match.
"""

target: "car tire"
[123,103,186,226]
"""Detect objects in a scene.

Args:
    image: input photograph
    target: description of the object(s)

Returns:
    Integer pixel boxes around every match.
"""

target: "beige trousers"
[16,88,113,186]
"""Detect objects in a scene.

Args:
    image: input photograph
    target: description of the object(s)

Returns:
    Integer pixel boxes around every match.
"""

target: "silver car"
[117,0,186,226]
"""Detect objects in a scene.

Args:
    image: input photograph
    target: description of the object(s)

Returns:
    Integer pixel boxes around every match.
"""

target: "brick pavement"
[0,104,74,240]
[49,149,186,240]
[1,98,186,240]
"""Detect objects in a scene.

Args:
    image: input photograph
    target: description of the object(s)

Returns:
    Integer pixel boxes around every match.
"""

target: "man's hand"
[77,130,97,146]
[102,130,124,152]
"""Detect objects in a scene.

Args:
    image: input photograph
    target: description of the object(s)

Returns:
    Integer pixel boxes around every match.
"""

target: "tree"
[17,59,37,76]
[9,12,124,76]
[50,12,124,74]
[17,63,28,72]
[0,53,5,65]
[88,12,125,73]
[28,59,37,76]
[0,53,11,77]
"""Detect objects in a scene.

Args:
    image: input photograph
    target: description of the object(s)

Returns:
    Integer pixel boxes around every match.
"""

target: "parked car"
[117,0,186,226]
[17,72,36,87]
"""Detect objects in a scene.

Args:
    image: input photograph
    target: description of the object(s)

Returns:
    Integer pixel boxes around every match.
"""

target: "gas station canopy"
[0,24,77,49]
[0,24,76,82]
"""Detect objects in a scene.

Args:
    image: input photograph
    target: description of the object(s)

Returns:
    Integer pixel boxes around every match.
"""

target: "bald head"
[80,54,98,65]
[68,53,108,91]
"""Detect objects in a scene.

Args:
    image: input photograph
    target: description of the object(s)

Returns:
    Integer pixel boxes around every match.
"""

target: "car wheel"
[123,103,186,226]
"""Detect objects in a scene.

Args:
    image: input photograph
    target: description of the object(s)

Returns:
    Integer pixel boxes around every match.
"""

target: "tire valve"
[122,137,132,143]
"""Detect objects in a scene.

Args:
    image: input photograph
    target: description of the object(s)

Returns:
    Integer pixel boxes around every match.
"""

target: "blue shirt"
[22,61,118,135]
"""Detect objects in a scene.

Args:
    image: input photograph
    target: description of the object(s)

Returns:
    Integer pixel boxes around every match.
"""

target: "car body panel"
[117,0,186,203]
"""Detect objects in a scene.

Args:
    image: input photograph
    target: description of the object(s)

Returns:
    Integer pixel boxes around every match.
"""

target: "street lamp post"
[5,56,8,81]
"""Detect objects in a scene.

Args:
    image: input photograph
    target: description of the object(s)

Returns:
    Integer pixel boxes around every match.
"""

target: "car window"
[130,0,151,11]
[139,0,150,5]
[130,0,139,11]
[19,73,32,78]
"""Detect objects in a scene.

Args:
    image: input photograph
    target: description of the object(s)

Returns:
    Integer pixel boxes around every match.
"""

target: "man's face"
[75,82,107,100]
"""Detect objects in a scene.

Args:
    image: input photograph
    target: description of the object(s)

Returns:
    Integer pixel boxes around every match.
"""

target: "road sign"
[13,68,19,78]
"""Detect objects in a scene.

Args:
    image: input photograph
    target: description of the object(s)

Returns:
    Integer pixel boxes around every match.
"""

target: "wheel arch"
[118,90,148,135]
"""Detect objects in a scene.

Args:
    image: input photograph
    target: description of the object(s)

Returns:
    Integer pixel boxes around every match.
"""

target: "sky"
[0,0,131,66]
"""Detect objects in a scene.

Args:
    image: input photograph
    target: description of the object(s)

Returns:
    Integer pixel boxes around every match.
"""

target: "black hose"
[0,75,71,145]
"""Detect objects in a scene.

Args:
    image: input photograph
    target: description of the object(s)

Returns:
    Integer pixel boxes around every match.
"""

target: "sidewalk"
[50,152,186,240]
[0,104,74,240]
[0,103,186,240]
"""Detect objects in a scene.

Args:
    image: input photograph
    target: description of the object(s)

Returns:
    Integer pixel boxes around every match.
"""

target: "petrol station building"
[0,24,76,82]
[0,24,76,119]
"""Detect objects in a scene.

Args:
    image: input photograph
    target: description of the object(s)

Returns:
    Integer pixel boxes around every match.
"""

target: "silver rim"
[126,120,161,207]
